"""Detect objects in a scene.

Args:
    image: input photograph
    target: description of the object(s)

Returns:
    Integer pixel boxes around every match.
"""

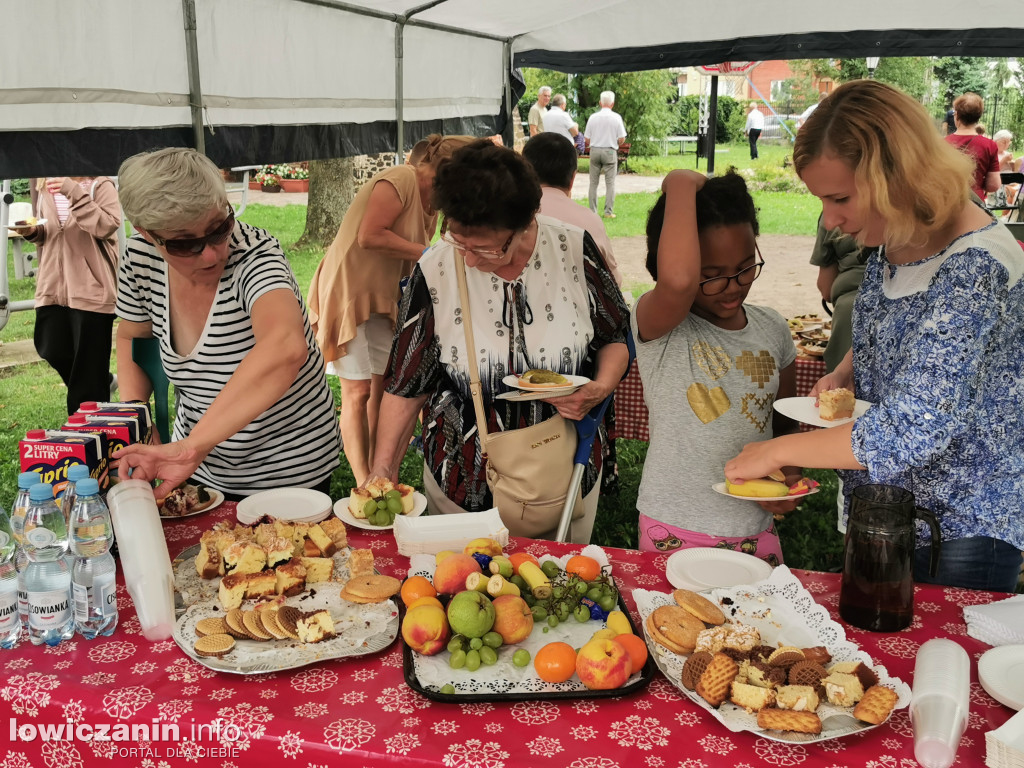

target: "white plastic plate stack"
[236,488,333,525]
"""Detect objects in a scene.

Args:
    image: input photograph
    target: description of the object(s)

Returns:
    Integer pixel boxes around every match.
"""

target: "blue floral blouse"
[842,220,1024,549]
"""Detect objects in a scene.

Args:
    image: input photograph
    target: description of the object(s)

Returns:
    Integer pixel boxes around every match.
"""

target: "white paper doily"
[635,565,910,743]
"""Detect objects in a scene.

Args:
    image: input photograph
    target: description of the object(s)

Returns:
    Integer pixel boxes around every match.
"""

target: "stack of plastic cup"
[910,638,970,768]
[106,480,175,641]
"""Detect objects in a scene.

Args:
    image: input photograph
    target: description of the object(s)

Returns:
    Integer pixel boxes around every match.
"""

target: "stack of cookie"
[646,589,727,655]
[339,574,401,605]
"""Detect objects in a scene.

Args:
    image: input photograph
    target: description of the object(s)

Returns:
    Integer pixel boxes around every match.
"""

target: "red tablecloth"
[0,501,1013,768]
[612,355,828,441]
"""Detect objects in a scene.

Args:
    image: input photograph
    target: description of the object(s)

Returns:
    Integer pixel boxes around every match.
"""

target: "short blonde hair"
[413,134,477,169]
[793,80,973,250]
[118,147,228,232]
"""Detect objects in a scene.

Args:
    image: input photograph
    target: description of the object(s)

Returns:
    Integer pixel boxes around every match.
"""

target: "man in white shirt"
[583,91,628,218]
[542,94,579,144]
[744,102,765,160]
[522,133,623,285]
[528,86,551,136]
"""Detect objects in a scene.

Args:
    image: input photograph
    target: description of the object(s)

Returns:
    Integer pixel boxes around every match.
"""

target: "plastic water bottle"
[61,464,92,525]
[11,472,38,622]
[0,504,21,648]
[22,483,74,646]
[69,479,118,639]
[910,638,970,768]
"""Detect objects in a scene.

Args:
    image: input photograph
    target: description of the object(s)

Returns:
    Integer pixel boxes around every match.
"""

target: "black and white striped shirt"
[116,221,340,494]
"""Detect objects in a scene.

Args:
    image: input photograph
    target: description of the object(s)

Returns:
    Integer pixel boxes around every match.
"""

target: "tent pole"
[707,75,719,175]
[503,41,513,148]
[395,21,405,165]
[181,0,206,154]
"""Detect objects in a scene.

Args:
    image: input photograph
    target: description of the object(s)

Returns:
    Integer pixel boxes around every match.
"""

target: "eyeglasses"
[150,208,235,257]
[439,219,516,260]
[698,246,765,296]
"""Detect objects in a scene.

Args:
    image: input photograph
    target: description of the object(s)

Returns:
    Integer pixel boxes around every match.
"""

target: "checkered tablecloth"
[611,353,828,441]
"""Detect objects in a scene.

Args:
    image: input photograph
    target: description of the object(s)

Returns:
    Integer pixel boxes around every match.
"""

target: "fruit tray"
[402,581,656,703]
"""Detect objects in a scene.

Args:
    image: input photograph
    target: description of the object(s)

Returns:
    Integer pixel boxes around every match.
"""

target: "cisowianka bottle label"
[73,575,116,621]
[27,589,71,629]
[0,587,17,632]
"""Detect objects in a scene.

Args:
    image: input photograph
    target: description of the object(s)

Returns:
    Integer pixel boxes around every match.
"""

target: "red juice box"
[78,400,153,445]
[62,414,141,461]
[19,429,108,496]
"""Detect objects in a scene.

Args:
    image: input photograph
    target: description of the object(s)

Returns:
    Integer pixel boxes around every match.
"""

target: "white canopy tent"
[1,0,1021,177]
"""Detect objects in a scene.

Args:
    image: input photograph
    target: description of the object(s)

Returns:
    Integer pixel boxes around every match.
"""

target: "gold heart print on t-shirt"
[741,392,774,432]
[692,340,731,381]
[735,350,776,389]
[687,382,731,424]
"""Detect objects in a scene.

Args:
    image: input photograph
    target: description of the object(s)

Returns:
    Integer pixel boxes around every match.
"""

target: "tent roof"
[1,0,1020,176]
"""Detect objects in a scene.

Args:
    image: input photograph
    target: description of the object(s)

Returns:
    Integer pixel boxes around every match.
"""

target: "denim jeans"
[914,536,1022,592]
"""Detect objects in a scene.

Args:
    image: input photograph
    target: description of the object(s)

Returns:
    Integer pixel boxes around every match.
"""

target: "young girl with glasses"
[631,169,801,562]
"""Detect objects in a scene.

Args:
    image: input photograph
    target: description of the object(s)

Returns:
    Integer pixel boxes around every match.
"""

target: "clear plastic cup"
[910,639,970,768]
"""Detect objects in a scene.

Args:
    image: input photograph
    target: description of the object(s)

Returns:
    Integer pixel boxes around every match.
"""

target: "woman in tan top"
[308,135,473,484]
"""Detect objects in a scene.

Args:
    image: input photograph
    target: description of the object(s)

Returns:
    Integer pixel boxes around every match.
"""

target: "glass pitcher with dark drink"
[839,484,941,632]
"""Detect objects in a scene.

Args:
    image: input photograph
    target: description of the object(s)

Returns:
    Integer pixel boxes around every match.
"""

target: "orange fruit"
[614,633,649,675]
[565,555,601,582]
[407,596,444,612]
[534,642,578,683]
[508,552,540,576]
[400,575,437,607]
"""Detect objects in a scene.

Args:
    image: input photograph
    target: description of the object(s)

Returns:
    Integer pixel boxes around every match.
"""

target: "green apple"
[446,590,496,639]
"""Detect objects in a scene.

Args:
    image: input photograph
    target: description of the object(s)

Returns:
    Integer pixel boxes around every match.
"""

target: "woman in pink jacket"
[12,177,121,413]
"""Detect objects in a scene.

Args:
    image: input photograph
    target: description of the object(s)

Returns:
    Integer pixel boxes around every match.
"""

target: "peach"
[575,638,631,690]
[463,538,503,557]
[491,595,534,645]
[432,553,483,595]
[401,603,450,656]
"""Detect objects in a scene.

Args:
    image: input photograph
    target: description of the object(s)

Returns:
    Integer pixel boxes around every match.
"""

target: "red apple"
[432,553,482,595]
[491,595,534,645]
[575,638,631,690]
[401,603,450,655]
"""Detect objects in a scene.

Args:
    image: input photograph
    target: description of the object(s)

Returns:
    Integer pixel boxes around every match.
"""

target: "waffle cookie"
[853,685,898,725]
[241,610,272,641]
[195,617,229,638]
[767,646,805,669]
[648,605,705,655]
[681,651,713,690]
[788,660,828,691]
[224,608,250,639]
[257,606,290,640]
[275,606,303,640]
[672,588,726,625]
[696,652,739,708]
[757,707,822,734]
[194,633,235,659]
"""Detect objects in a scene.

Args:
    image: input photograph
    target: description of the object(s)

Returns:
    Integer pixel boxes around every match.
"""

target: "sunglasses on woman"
[150,208,235,257]
[439,219,516,260]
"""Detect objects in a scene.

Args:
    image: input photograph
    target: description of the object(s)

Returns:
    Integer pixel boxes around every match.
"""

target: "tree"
[296,158,357,249]
[572,70,674,156]
[835,58,932,102]
[934,57,990,105]
[516,68,568,123]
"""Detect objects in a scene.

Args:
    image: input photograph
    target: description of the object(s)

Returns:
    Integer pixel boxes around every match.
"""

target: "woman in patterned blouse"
[366,140,629,543]
[726,81,1024,592]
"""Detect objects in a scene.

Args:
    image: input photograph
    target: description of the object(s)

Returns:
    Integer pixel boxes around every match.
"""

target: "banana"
[465,571,491,593]
[517,561,552,599]
[463,538,503,557]
[725,478,789,498]
[488,556,513,578]
[606,610,632,636]
[486,574,521,597]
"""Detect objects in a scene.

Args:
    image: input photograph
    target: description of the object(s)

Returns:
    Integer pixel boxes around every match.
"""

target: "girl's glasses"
[151,208,235,257]
[698,245,765,296]
[439,219,515,260]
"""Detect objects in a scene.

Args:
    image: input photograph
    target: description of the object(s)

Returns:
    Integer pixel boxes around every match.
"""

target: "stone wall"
[353,153,398,191]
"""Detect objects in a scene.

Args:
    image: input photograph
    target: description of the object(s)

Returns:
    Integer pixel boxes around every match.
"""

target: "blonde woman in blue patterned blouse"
[726,80,1024,592]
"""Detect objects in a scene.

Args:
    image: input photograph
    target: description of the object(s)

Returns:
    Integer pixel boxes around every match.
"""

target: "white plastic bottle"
[0,503,21,648]
[22,483,74,646]
[69,479,118,638]
[61,464,92,526]
[11,471,38,622]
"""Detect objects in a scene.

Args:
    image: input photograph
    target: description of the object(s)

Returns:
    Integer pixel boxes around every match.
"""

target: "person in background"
[11,177,121,414]
[307,135,475,485]
[744,102,764,160]
[542,94,580,145]
[528,86,551,137]
[993,130,1019,209]
[941,108,956,135]
[809,213,876,372]
[726,80,1024,592]
[584,91,628,219]
[112,148,340,499]
[796,92,826,131]
[944,92,1001,201]
[522,132,622,285]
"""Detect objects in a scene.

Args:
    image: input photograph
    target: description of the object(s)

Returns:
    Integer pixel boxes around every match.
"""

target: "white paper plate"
[334,492,427,531]
[773,396,872,428]
[7,218,47,229]
[666,547,774,591]
[979,645,1024,710]
[711,481,819,502]
[160,489,224,519]
[501,373,589,394]
[236,488,333,525]
[495,387,583,402]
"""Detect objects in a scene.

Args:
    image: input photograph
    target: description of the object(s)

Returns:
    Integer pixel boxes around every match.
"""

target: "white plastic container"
[106,480,175,641]
[910,638,970,768]
[393,507,509,556]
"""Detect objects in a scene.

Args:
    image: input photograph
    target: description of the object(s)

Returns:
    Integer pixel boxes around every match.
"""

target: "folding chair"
[131,337,171,444]
[555,328,637,543]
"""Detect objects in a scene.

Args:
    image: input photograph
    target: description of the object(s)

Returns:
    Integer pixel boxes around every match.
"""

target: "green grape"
[598,595,617,612]
[385,489,402,500]
[479,646,498,666]
[574,605,591,623]
[512,648,531,667]
[542,626,550,633]
[449,650,467,669]
[522,593,537,607]
[362,499,377,516]
[574,581,589,595]
[555,603,571,622]
[551,586,565,599]
[447,635,467,654]
[546,614,560,628]
[372,510,389,527]
[465,649,481,672]
[510,575,528,591]
[469,637,483,651]
[586,587,603,602]
[531,605,548,622]
[540,560,561,579]
[482,631,503,649]
[376,499,388,510]
[440,684,456,695]
[386,497,403,515]
[387,509,398,524]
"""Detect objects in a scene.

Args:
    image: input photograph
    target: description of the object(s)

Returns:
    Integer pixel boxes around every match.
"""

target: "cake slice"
[224,541,267,575]
[396,483,416,514]
[306,523,337,557]
[195,533,223,579]
[265,536,295,569]
[347,549,374,576]
[319,518,348,550]
[296,609,335,643]
[300,556,334,583]
[218,573,248,610]
[730,681,777,713]
[243,570,277,599]
[823,671,865,706]
[348,486,374,518]
[818,388,855,421]
[776,685,820,712]
[274,559,307,596]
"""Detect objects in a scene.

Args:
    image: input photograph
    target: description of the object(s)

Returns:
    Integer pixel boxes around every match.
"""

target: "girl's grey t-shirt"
[630,303,796,537]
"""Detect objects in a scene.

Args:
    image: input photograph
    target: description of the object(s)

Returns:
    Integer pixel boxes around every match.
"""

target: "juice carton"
[78,401,153,445]
[19,430,108,496]
[62,414,141,463]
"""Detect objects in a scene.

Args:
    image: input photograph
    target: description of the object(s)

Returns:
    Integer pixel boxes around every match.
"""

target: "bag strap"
[453,250,492,451]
